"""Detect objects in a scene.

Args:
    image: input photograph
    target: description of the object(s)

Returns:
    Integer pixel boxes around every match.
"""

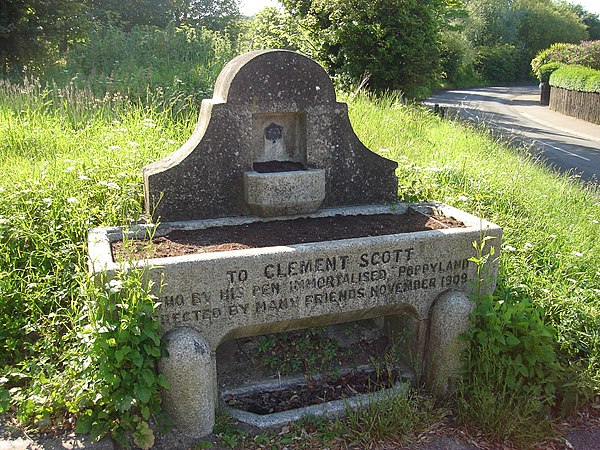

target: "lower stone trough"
[87,49,502,437]
[88,202,501,435]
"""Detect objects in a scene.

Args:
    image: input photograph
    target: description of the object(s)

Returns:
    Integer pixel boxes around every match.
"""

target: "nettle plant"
[457,237,562,444]
[72,270,169,448]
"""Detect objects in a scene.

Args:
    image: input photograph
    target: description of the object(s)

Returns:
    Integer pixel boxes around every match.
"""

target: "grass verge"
[0,83,597,446]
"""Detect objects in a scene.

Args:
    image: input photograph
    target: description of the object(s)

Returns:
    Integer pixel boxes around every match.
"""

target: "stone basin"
[88,201,501,362]
[88,202,501,436]
[243,168,325,217]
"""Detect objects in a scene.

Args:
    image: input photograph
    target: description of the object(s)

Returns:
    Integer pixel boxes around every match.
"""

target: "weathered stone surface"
[90,203,500,350]
[89,202,501,435]
[244,168,325,217]
[426,290,474,396]
[143,50,398,222]
[158,328,214,437]
[91,50,503,439]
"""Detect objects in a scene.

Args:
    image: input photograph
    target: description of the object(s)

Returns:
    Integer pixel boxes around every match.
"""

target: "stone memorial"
[88,49,502,437]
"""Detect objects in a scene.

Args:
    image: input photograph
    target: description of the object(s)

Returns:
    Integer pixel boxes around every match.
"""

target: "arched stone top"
[213,50,337,106]
[144,50,398,222]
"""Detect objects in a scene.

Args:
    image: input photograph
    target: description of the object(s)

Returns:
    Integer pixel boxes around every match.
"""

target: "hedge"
[549,64,600,93]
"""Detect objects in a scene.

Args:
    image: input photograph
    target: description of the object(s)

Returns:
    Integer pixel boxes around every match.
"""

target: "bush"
[538,62,563,82]
[439,31,481,86]
[282,0,444,96]
[475,44,520,84]
[532,40,600,77]
[549,64,600,93]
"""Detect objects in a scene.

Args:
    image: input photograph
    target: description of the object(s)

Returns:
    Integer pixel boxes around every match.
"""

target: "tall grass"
[348,92,599,442]
[0,79,597,444]
[45,23,237,116]
[0,78,193,433]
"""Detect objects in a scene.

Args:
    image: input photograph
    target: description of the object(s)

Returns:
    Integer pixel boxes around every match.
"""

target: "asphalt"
[424,85,600,184]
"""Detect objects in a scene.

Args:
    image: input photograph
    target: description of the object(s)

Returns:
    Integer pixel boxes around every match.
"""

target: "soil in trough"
[112,208,464,261]
[223,368,401,415]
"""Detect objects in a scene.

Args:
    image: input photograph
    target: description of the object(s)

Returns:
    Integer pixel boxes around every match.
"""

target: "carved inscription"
[156,247,471,328]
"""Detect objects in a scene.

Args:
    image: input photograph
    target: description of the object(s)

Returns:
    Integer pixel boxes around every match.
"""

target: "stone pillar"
[159,327,215,436]
[426,291,474,396]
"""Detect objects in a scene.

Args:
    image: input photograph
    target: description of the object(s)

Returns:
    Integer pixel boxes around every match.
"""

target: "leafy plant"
[255,327,344,376]
[549,64,600,93]
[537,62,563,82]
[456,238,561,445]
[71,270,168,446]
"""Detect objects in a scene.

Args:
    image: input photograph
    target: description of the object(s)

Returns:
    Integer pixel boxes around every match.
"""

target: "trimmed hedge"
[549,65,600,93]
[531,40,600,79]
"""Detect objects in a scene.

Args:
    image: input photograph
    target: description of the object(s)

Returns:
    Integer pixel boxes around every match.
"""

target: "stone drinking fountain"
[88,50,501,436]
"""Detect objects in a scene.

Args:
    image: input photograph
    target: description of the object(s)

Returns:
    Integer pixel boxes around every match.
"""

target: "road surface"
[424,86,600,184]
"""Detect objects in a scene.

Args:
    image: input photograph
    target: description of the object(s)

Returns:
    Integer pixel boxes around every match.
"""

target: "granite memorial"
[88,50,502,436]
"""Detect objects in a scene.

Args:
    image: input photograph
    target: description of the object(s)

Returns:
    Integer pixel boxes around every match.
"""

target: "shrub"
[475,44,519,84]
[532,40,600,77]
[549,64,600,93]
[538,62,563,82]
[439,30,481,86]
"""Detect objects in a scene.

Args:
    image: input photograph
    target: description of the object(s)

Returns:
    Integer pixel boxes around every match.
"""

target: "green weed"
[339,391,441,446]
[255,327,346,376]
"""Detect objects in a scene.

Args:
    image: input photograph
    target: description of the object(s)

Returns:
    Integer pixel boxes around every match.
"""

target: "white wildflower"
[571,251,583,257]
[105,279,123,294]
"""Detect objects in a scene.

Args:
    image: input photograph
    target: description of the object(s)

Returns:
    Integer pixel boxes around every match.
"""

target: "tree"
[169,0,240,30]
[515,0,587,54]
[239,6,303,51]
[559,1,600,40]
[0,0,87,74]
[87,0,173,29]
[281,0,446,95]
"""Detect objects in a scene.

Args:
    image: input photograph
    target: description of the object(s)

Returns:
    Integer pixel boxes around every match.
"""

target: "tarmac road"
[423,85,600,184]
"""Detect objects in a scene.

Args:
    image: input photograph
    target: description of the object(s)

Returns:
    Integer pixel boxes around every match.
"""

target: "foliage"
[537,62,563,82]
[1,0,241,77]
[340,392,440,446]
[0,0,87,75]
[55,23,236,111]
[255,328,345,376]
[459,0,590,83]
[238,7,303,52]
[0,77,188,439]
[87,0,173,30]
[514,0,587,58]
[532,40,600,80]
[439,30,482,86]
[474,44,522,84]
[87,0,241,31]
[549,64,600,93]
[455,239,559,445]
[170,0,241,31]
[281,0,445,96]
[347,92,599,397]
[560,1,600,40]
[72,271,168,446]
[0,69,599,446]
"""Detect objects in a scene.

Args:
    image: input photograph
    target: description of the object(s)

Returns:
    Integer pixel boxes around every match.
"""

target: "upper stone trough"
[143,49,398,221]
